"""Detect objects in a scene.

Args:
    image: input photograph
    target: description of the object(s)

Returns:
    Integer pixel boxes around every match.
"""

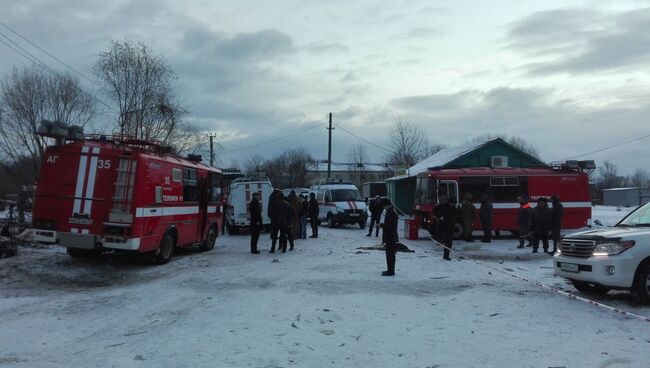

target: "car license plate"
[349,213,360,217]
[560,262,579,273]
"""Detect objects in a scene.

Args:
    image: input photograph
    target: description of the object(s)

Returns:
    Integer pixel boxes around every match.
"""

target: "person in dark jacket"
[287,191,301,248]
[367,195,383,237]
[308,192,319,238]
[550,194,563,254]
[434,195,458,261]
[479,193,493,243]
[249,192,262,254]
[530,197,552,253]
[300,195,308,239]
[460,193,476,242]
[381,198,398,276]
[516,195,532,249]
[268,191,286,253]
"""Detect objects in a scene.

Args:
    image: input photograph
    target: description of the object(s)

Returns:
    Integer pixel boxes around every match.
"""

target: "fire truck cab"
[414,163,593,237]
[31,128,223,264]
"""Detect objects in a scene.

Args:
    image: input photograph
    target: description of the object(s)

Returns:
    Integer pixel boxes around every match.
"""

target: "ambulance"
[224,178,272,234]
[310,181,368,228]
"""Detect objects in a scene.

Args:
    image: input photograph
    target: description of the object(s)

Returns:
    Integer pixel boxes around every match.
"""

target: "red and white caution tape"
[427,236,650,323]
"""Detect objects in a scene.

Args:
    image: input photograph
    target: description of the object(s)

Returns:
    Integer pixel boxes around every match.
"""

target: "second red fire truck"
[413,163,593,237]
[31,123,223,264]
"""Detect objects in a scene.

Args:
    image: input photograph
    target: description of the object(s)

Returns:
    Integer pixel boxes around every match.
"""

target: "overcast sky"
[2,0,650,173]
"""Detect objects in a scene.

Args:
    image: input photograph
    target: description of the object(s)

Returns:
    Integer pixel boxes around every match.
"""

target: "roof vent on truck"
[37,120,84,141]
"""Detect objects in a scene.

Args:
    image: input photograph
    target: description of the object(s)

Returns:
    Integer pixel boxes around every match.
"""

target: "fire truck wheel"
[327,215,336,228]
[200,226,217,252]
[155,234,175,265]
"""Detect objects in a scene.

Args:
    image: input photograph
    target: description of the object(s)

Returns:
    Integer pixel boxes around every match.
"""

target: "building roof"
[307,162,394,172]
[407,140,489,176]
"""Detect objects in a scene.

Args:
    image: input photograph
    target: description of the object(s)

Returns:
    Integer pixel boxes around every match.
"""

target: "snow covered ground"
[0,207,649,367]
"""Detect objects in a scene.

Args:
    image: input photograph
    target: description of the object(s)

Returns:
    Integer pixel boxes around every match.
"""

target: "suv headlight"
[592,241,635,256]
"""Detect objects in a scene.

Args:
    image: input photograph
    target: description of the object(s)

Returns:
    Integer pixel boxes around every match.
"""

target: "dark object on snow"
[357,242,414,253]
[0,205,18,258]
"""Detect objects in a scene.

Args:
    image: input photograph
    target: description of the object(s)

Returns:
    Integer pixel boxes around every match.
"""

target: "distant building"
[307,161,395,187]
[603,187,650,207]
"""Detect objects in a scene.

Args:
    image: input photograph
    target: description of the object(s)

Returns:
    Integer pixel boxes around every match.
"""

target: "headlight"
[337,207,345,213]
[592,241,635,256]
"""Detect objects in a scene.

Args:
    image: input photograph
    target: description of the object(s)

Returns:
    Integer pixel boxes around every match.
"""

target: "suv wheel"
[571,280,610,295]
[632,262,650,304]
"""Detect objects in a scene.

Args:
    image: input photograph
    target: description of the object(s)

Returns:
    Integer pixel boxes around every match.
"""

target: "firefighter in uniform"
[461,193,476,242]
[381,198,398,276]
[550,194,563,254]
[531,197,552,253]
[249,192,262,254]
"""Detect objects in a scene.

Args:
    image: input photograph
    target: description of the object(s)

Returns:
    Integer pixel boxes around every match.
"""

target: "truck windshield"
[331,189,362,202]
[618,202,650,227]
[416,177,436,204]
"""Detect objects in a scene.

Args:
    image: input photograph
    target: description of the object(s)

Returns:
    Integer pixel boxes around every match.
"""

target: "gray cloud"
[304,41,349,54]
[508,7,650,75]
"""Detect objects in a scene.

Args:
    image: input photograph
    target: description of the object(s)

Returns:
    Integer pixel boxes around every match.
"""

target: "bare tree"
[243,154,265,177]
[261,148,313,188]
[628,168,650,187]
[387,119,444,168]
[0,66,95,183]
[595,160,626,201]
[94,40,186,143]
[471,133,541,160]
[346,143,369,187]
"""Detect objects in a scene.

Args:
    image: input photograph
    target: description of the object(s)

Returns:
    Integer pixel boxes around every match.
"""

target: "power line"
[222,124,321,154]
[567,133,650,160]
[334,122,392,153]
[0,29,114,111]
[0,22,105,92]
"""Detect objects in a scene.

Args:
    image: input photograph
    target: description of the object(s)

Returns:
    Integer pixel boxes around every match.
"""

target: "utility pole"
[208,133,217,167]
[327,112,334,180]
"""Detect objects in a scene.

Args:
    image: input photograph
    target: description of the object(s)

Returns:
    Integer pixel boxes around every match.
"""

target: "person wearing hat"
[530,197,552,253]
[434,195,458,261]
[248,192,262,254]
[550,194,563,254]
[381,198,398,276]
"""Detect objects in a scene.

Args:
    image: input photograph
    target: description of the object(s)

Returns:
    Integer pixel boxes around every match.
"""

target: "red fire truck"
[413,163,594,237]
[31,125,223,264]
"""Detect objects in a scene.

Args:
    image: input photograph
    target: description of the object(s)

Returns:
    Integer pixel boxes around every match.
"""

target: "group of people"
[430,192,564,260]
[248,190,320,254]
[517,194,563,254]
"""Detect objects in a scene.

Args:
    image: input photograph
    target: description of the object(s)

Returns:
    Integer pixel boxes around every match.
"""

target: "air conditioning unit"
[491,156,508,168]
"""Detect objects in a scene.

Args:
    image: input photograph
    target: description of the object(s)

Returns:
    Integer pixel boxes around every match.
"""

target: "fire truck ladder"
[110,158,137,223]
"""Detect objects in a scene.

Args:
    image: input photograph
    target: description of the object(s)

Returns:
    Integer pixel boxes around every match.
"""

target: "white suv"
[554,201,650,304]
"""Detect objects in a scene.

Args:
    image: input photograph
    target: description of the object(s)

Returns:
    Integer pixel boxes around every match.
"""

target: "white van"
[225,178,273,234]
[310,182,368,229]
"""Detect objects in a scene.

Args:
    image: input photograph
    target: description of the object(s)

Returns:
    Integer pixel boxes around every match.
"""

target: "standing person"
[366,195,383,237]
[460,193,476,242]
[249,192,262,254]
[284,196,296,252]
[300,195,308,240]
[287,191,301,244]
[381,198,398,276]
[308,192,319,238]
[479,193,493,243]
[516,196,532,249]
[434,195,458,261]
[550,194,563,254]
[268,190,284,253]
[530,197,552,254]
